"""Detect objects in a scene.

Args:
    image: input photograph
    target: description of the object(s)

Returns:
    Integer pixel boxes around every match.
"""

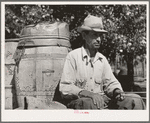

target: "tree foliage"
[5,4,146,62]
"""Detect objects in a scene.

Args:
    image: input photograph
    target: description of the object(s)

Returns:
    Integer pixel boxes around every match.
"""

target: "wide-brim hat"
[77,15,107,33]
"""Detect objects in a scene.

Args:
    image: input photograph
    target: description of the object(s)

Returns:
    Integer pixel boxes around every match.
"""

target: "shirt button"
[90,77,92,79]
[91,89,93,91]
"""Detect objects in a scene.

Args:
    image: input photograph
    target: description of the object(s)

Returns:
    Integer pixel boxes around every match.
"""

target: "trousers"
[67,94,146,110]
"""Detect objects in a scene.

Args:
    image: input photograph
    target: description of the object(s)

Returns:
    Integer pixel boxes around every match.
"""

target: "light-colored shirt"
[60,46,122,98]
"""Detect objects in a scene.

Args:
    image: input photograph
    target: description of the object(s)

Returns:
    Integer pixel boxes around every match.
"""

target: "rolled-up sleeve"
[60,53,83,96]
[102,57,123,98]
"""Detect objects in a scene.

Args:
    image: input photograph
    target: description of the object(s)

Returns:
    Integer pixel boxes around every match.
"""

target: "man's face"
[83,31,103,49]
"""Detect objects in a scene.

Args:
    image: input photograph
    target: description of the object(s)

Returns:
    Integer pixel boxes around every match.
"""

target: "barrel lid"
[20,21,70,40]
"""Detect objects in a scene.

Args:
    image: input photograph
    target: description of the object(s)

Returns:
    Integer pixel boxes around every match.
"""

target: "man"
[59,15,145,109]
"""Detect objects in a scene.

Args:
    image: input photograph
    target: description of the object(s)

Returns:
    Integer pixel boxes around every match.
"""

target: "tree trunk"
[127,52,134,91]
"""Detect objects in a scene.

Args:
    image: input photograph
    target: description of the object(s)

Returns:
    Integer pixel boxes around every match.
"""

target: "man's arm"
[102,57,123,99]
[59,53,84,97]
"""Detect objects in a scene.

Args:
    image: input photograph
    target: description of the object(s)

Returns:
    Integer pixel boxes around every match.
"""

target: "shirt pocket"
[94,78,104,92]
[94,78,103,92]
[94,66,103,84]
[75,78,87,89]
[94,78,102,84]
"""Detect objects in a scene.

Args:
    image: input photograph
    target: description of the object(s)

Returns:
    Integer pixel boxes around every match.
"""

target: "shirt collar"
[81,46,103,62]
[81,46,88,61]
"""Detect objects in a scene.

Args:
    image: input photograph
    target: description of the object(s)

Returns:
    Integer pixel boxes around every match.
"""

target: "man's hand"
[113,88,125,101]
[91,93,105,109]
[78,90,104,109]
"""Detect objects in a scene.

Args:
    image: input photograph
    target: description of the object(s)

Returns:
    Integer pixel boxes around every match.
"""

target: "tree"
[113,5,146,89]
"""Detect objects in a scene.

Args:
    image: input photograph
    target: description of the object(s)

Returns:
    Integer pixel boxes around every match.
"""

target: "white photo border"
[1,1,149,122]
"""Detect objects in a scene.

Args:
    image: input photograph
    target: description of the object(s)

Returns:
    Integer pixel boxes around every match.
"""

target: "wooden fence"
[111,54,146,78]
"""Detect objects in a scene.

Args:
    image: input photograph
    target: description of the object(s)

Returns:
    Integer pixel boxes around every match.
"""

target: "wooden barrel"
[14,22,71,108]
[5,39,19,109]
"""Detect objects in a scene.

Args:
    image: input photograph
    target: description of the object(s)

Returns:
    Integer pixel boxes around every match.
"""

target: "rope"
[99,92,146,99]
[123,91,146,94]
[99,91,146,94]
[123,95,146,100]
